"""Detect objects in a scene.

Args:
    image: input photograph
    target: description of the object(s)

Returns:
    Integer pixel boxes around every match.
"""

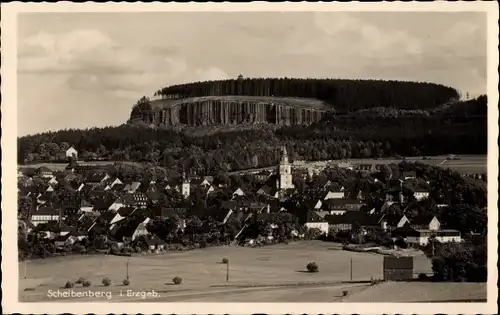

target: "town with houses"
[17,144,478,260]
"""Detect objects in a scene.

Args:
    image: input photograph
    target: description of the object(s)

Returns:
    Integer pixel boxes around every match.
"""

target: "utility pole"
[24,260,27,279]
[226,260,230,282]
[126,259,130,281]
[350,258,353,281]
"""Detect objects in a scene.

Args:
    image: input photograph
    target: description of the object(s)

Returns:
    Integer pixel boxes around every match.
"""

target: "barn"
[383,256,414,281]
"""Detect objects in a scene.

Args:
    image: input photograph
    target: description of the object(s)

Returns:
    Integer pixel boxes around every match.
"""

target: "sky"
[17,11,487,136]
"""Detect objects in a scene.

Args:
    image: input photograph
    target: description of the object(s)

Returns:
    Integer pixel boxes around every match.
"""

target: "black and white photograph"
[1,2,498,314]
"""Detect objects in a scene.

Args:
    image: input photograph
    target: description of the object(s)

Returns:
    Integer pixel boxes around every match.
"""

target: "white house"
[414,188,430,201]
[31,207,60,226]
[66,147,78,159]
[305,221,329,235]
[406,229,462,246]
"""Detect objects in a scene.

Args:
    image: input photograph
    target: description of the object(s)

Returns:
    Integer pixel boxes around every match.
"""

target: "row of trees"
[152,77,459,112]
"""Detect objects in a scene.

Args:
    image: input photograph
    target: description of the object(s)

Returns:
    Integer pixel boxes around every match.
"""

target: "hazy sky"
[17,11,487,136]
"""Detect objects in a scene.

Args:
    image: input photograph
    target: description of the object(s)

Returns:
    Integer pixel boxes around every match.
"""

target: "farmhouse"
[31,207,61,226]
[304,212,329,235]
[66,147,78,160]
[406,229,462,246]
[36,166,53,178]
[413,187,430,200]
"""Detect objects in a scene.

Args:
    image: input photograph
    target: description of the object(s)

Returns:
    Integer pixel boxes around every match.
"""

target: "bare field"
[19,241,435,302]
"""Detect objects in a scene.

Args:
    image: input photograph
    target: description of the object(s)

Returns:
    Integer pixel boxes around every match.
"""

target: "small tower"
[181,171,190,199]
[278,146,294,190]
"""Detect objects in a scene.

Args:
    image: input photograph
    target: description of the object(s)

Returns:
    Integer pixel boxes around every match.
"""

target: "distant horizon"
[18,11,487,136]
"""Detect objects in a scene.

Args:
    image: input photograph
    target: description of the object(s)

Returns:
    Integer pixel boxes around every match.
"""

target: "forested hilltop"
[151,77,459,112]
[18,95,487,177]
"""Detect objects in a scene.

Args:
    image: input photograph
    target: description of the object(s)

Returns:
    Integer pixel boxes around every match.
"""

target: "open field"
[19,241,440,302]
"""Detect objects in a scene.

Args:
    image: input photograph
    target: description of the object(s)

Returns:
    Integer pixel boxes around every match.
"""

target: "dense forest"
[18,94,487,176]
[150,78,460,113]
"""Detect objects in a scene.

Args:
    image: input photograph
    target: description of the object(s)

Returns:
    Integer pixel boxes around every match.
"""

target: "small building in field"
[383,256,414,281]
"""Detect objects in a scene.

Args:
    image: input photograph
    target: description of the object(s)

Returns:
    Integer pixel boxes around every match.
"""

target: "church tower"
[278,146,294,190]
[181,171,190,199]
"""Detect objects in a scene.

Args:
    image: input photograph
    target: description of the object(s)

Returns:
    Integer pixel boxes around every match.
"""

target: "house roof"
[92,198,115,210]
[410,215,437,225]
[33,206,60,216]
[305,211,326,223]
[383,256,414,269]
[325,212,382,226]
[113,220,142,239]
[118,206,137,217]
[381,214,405,226]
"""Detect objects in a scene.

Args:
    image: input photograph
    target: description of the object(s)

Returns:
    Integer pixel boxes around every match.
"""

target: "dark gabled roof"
[323,199,363,205]
[383,256,414,269]
[112,183,125,191]
[85,172,107,183]
[305,211,326,223]
[325,212,382,226]
[92,198,114,210]
[146,191,160,201]
[33,221,61,232]
[113,220,142,239]
[33,206,60,216]
[391,225,418,237]
[381,214,405,226]
[98,211,117,224]
[118,206,137,217]
[410,215,437,225]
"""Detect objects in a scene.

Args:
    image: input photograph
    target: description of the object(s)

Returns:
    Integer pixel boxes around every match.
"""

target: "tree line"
[151,77,459,112]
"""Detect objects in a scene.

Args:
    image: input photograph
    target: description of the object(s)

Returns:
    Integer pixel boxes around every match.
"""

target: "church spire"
[280,146,289,164]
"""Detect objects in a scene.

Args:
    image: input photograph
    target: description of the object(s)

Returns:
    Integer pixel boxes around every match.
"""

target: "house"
[401,171,417,180]
[413,188,430,201]
[108,198,125,211]
[86,173,110,186]
[379,214,410,231]
[123,181,141,193]
[355,164,375,172]
[123,192,148,208]
[113,219,150,243]
[323,189,346,200]
[190,177,212,188]
[54,233,78,248]
[325,211,382,232]
[410,215,440,231]
[32,221,62,239]
[383,256,414,281]
[92,199,115,212]
[396,228,462,246]
[304,212,329,235]
[66,147,78,159]
[36,166,53,178]
[321,199,364,215]
[80,199,94,213]
[31,207,61,226]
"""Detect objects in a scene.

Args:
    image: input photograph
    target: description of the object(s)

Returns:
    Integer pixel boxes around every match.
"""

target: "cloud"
[18,29,190,98]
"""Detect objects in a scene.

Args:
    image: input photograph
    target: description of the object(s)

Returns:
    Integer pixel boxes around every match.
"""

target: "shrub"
[123,279,130,286]
[306,262,319,273]
[64,281,75,288]
[82,280,92,287]
[222,257,229,264]
[418,273,428,281]
[76,277,86,284]
[135,246,142,253]
[342,290,349,296]
[102,277,111,286]
[172,276,182,285]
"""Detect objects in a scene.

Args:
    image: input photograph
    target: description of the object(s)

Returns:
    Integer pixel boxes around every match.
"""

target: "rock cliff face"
[130,96,327,127]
